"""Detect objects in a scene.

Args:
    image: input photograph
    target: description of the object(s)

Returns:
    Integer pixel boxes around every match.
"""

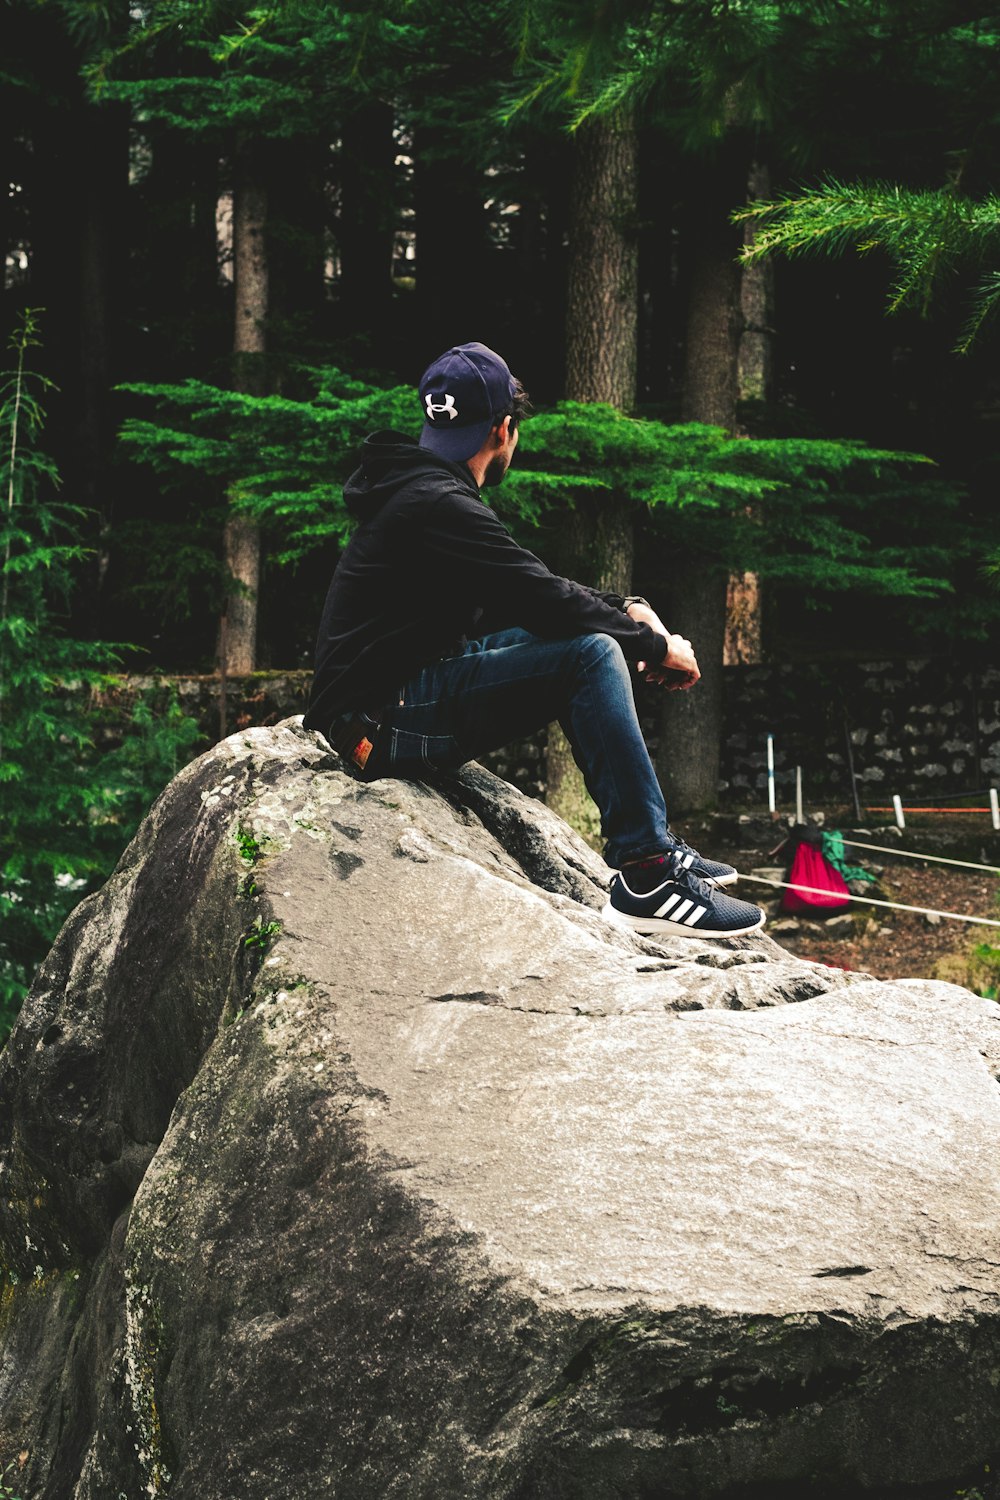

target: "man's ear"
[494,415,511,445]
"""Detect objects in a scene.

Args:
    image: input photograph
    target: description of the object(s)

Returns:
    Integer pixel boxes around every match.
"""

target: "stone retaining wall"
[715,657,1000,811]
[130,657,1000,811]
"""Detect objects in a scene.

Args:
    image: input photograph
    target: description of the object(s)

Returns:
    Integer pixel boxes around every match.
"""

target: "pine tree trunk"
[737,163,774,406]
[723,568,763,665]
[232,143,268,387]
[564,113,638,407]
[655,149,745,817]
[220,138,268,675]
[725,159,774,667]
[546,111,638,845]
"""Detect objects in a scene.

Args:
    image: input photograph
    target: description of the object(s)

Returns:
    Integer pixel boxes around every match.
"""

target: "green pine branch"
[117,375,975,609]
[738,179,1000,350]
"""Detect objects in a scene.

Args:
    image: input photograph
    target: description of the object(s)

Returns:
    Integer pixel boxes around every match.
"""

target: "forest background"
[3,0,1000,1030]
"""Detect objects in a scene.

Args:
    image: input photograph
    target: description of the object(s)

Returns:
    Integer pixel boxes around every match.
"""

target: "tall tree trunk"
[725,159,774,666]
[220,137,268,675]
[737,162,774,407]
[655,148,745,817]
[546,111,638,844]
[564,113,638,408]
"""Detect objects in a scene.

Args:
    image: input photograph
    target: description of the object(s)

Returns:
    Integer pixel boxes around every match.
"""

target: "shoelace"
[664,849,716,902]
[667,836,697,860]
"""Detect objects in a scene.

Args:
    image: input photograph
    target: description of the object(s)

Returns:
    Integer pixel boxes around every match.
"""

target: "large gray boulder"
[2,721,999,1499]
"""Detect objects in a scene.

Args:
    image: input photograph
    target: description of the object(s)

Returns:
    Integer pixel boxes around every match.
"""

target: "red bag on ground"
[780,833,851,915]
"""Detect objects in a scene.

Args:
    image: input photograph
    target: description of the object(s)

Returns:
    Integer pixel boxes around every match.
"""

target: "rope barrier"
[865,806,994,815]
[741,874,1000,928]
[835,839,1000,874]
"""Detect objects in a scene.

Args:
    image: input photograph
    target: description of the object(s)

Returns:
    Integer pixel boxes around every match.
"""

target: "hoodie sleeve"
[418,488,668,665]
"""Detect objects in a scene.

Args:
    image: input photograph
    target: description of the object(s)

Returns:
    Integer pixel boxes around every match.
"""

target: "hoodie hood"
[343,431,479,521]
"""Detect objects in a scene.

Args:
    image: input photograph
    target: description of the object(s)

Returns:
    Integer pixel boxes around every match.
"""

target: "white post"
[893,794,905,830]
[796,765,803,825]
[990,788,999,831]
[767,735,776,814]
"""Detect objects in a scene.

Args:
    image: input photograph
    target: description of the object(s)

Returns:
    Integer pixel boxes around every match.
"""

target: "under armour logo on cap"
[424,392,459,421]
[418,342,516,463]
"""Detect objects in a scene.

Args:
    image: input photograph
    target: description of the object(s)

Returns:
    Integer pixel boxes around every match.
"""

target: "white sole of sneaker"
[602,903,766,939]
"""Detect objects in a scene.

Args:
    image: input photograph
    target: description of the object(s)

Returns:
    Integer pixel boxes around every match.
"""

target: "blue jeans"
[370,627,669,868]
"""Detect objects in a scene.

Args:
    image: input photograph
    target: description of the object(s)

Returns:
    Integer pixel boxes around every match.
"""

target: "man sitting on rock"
[304,341,764,941]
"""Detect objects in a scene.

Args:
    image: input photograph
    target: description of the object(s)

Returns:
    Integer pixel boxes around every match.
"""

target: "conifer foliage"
[118,374,970,622]
[0,314,200,1033]
[738,181,1000,352]
[117,370,416,561]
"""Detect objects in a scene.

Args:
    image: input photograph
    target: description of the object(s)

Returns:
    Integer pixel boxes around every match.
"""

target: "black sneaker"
[662,835,738,887]
[603,854,765,940]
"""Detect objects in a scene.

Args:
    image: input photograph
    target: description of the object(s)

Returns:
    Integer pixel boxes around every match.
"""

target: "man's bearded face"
[483,422,518,487]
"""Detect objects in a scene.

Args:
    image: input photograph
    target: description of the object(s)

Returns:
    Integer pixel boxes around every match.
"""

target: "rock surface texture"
[2,721,1000,1499]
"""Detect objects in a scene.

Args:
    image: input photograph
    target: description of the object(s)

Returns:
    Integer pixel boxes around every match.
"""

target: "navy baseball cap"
[418,342,516,463]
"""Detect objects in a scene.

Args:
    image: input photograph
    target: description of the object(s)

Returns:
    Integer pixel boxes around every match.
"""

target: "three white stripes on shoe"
[652,890,708,926]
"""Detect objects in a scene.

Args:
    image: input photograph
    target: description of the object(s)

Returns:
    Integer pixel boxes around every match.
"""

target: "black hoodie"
[303,432,668,736]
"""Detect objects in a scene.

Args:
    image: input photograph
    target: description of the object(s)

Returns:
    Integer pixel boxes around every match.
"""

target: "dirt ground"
[702,813,1000,990]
